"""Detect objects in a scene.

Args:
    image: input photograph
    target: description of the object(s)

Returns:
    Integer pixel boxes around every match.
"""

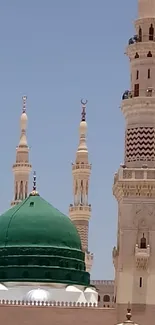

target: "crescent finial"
[22,95,27,113]
[81,99,87,121]
[81,99,88,106]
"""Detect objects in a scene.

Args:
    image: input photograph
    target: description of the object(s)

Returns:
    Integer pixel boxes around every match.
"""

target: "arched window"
[103,295,110,302]
[147,51,152,57]
[135,52,139,59]
[25,182,28,198]
[20,181,23,200]
[140,234,147,249]
[15,182,18,200]
[134,84,139,97]
[149,24,154,41]
[139,27,142,42]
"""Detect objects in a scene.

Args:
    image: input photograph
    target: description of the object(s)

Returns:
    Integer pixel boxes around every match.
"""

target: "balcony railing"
[135,244,150,257]
[128,34,155,45]
[122,88,155,100]
[135,244,150,270]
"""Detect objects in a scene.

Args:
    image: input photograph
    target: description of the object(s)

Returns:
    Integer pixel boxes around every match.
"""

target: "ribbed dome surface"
[0,194,90,286]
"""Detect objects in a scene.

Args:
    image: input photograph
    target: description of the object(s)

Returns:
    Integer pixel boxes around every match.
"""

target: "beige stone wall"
[2,304,155,325]
[0,305,116,325]
[91,280,114,307]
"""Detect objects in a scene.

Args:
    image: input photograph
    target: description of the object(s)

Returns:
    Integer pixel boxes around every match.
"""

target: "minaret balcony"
[12,163,32,172]
[135,244,150,270]
[69,204,91,221]
[72,163,91,171]
[128,34,155,45]
[121,88,155,119]
[122,88,155,101]
[69,204,91,213]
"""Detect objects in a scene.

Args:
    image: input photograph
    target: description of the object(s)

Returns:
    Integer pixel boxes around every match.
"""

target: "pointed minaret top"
[19,96,28,147]
[76,99,88,163]
[138,0,155,18]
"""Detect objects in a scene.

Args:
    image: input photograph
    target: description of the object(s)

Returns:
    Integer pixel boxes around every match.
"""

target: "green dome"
[0,193,90,286]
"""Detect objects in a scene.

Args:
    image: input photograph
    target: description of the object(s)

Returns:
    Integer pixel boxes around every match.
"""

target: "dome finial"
[33,171,37,191]
[81,99,87,121]
[30,171,39,196]
[126,302,132,321]
[22,95,27,113]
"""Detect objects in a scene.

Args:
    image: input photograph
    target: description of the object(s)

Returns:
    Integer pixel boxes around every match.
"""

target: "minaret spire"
[76,100,88,164]
[69,100,93,273]
[11,96,32,206]
[18,96,28,147]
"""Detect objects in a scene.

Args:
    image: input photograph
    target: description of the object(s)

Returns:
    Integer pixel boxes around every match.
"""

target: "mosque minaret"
[113,0,155,311]
[11,96,32,206]
[69,101,93,273]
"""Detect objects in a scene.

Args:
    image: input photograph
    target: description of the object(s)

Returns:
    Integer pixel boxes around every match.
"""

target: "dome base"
[0,246,90,286]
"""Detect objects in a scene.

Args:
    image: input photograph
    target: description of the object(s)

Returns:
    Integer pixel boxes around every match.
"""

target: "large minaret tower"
[11,96,32,206]
[113,0,155,313]
[69,100,93,273]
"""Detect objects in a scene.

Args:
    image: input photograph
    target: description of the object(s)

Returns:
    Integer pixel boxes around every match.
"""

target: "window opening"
[140,234,147,249]
[149,24,154,41]
[134,84,139,97]
[139,27,142,42]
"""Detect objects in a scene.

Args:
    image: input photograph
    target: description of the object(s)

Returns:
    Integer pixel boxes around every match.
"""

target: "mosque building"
[0,0,155,324]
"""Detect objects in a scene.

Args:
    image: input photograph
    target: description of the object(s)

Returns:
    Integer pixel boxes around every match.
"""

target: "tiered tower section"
[69,101,93,273]
[113,0,155,309]
[11,96,32,206]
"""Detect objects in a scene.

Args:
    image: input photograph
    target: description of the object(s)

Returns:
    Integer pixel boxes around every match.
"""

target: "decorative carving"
[135,244,150,270]
[132,203,155,229]
[139,218,147,228]
[123,170,132,179]
[135,204,142,216]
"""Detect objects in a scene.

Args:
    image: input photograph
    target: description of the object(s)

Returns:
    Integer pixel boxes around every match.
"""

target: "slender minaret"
[69,100,93,273]
[113,0,155,315]
[11,96,32,206]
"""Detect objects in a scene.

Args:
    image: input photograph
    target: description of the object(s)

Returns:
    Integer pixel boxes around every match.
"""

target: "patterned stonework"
[125,126,155,164]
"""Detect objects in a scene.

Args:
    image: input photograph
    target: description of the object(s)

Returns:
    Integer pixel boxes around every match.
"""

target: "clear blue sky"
[0,0,137,279]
